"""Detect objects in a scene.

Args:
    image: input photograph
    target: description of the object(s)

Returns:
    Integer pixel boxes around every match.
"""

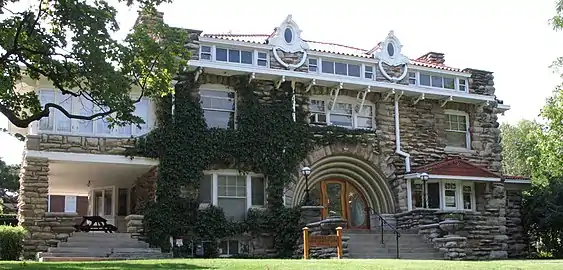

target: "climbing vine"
[128,70,375,257]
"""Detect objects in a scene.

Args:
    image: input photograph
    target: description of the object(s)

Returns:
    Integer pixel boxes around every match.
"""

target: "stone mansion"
[11,13,530,260]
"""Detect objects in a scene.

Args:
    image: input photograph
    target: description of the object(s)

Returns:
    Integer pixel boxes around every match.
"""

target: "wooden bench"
[73,216,118,233]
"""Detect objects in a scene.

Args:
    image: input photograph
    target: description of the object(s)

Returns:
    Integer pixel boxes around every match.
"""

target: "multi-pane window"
[199,172,266,222]
[200,89,236,129]
[321,60,361,77]
[308,58,318,72]
[411,72,468,92]
[200,46,212,60]
[309,98,375,129]
[257,52,268,67]
[331,103,353,127]
[408,72,417,85]
[219,240,243,256]
[444,182,457,208]
[410,180,475,211]
[216,47,253,64]
[445,112,469,149]
[37,90,151,137]
[364,66,374,79]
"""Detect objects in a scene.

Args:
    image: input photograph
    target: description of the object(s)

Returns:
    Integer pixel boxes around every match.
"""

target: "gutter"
[394,93,411,172]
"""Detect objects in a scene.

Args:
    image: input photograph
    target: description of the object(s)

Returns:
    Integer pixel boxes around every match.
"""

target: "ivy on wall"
[128,70,375,257]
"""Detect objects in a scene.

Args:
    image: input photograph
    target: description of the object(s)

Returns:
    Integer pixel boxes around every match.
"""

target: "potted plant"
[438,213,464,236]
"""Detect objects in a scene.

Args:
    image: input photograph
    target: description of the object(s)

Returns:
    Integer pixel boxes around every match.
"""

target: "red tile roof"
[201,33,465,72]
[412,157,501,178]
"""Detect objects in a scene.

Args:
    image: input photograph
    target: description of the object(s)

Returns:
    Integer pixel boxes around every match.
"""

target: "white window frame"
[363,64,375,80]
[444,109,471,151]
[308,58,318,72]
[309,95,375,130]
[34,89,153,138]
[64,195,77,213]
[199,84,237,129]
[407,179,476,211]
[320,59,362,78]
[256,51,269,68]
[199,45,212,60]
[200,44,270,68]
[201,170,266,215]
[408,71,469,93]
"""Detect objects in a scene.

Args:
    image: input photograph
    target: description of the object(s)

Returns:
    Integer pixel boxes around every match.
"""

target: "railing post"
[396,233,399,259]
[303,227,309,260]
[336,226,343,259]
[380,217,384,245]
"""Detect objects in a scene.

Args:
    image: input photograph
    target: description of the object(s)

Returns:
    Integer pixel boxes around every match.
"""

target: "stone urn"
[439,219,463,236]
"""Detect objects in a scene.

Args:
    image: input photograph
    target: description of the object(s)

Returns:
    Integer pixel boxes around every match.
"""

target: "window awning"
[404,157,530,184]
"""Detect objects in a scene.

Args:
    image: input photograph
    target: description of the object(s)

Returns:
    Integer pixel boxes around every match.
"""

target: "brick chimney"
[416,52,445,65]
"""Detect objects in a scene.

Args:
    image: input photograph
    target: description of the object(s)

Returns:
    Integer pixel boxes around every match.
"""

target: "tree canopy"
[0,157,18,212]
[0,0,188,129]
[500,120,542,178]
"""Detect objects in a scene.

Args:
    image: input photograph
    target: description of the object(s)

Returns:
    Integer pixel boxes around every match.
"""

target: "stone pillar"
[300,206,324,225]
[126,214,145,239]
[506,189,529,258]
[17,156,50,258]
[484,182,508,259]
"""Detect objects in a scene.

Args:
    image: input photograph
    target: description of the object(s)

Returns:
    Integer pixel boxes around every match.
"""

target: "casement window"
[309,97,374,129]
[198,171,266,222]
[308,58,318,72]
[364,65,374,80]
[257,52,268,67]
[200,87,236,129]
[409,180,475,211]
[445,110,470,149]
[37,89,151,137]
[408,71,468,92]
[321,60,361,77]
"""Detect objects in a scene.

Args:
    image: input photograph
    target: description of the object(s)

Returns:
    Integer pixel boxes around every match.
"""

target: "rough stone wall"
[271,51,308,72]
[505,189,528,258]
[133,167,158,213]
[375,63,409,84]
[26,134,135,155]
[463,69,496,96]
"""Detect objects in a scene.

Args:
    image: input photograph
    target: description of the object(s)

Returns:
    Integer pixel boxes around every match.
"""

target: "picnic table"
[73,215,118,233]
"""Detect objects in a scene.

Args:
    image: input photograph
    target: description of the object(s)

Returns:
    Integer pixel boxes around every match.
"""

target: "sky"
[1,0,562,165]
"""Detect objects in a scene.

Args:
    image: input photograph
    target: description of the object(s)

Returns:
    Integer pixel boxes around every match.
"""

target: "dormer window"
[284,28,293,43]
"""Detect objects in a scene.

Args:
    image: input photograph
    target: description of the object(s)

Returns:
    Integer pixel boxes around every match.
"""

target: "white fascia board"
[25,150,158,166]
[199,37,271,50]
[189,59,497,104]
[497,104,511,112]
[428,174,501,182]
[404,173,421,179]
[504,179,531,184]
[408,65,471,78]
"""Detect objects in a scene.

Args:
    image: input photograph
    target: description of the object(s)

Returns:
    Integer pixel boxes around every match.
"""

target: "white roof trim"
[190,59,500,105]
[25,150,158,166]
[407,65,471,78]
[404,172,500,182]
[504,179,532,184]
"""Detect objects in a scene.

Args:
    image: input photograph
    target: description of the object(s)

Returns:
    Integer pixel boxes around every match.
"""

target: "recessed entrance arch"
[292,153,396,227]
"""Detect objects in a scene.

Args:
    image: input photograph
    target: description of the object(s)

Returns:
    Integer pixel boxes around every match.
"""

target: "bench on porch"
[73,215,118,233]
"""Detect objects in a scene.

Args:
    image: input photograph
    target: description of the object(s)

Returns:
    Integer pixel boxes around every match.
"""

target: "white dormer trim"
[375,31,410,82]
[268,15,309,70]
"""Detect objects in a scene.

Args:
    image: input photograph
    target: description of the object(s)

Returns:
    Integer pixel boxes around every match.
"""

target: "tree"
[500,120,542,178]
[0,158,19,213]
[0,0,189,129]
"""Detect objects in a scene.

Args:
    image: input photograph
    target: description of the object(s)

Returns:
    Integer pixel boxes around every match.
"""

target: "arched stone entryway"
[290,145,397,227]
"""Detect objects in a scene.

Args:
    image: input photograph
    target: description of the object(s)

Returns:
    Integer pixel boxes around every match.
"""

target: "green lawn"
[0,259,562,270]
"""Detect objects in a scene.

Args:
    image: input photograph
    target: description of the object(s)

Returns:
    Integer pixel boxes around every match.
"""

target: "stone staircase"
[346,229,443,259]
[36,232,172,262]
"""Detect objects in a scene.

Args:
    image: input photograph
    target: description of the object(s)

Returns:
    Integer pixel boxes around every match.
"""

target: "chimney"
[417,52,445,65]
[134,8,164,28]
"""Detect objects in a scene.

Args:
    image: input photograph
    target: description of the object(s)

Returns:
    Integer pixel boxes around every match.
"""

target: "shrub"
[0,215,18,226]
[0,225,26,260]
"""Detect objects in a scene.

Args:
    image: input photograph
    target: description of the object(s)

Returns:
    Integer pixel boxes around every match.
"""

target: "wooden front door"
[319,180,369,229]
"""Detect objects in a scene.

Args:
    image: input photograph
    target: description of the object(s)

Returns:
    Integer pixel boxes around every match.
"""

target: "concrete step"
[58,241,149,248]
[47,247,162,253]
[38,252,172,259]
[350,252,443,259]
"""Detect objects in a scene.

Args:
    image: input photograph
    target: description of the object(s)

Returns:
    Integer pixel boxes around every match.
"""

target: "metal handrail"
[365,207,401,259]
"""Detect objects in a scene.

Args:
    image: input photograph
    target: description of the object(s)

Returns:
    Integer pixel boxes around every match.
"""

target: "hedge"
[0,225,26,260]
[0,215,18,227]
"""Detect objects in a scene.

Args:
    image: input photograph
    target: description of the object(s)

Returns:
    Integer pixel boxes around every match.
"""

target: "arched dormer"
[374,31,410,82]
[267,15,309,70]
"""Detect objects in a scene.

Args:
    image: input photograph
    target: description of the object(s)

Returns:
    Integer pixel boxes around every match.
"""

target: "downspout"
[291,81,296,122]
[394,93,411,172]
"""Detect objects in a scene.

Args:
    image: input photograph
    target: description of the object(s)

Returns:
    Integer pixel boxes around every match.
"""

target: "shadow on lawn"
[0,261,216,270]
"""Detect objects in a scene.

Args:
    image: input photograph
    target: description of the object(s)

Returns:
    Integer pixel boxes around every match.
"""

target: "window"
[198,172,266,222]
[458,79,468,92]
[200,46,212,60]
[309,99,327,125]
[445,111,469,149]
[36,90,152,137]
[408,72,417,85]
[257,52,268,67]
[420,74,431,86]
[444,182,457,209]
[409,180,476,211]
[200,88,236,129]
[309,97,375,129]
[364,65,374,79]
[219,240,248,256]
[321,60,361,77]
[308,58,318,72]
[216,47,253,64]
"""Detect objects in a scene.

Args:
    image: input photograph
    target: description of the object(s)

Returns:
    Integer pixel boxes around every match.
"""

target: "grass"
[0,259,562,270]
